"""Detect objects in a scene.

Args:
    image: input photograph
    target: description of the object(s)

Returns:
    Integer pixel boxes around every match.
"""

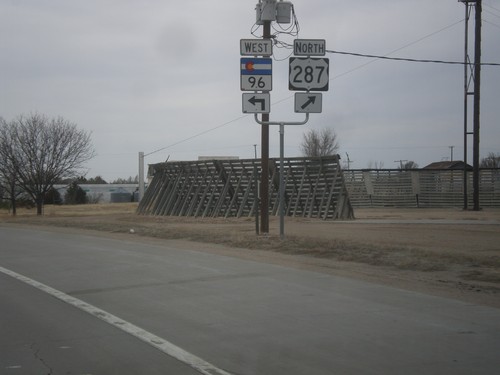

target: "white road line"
[0,266,233,375]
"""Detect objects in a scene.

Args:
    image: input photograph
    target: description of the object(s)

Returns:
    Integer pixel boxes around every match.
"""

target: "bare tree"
[480,152,500,168]
[0,114,95,215]
[301,128,339,157]
[367,160,385,170]
[0,117,23,215]
[399,160,419,170]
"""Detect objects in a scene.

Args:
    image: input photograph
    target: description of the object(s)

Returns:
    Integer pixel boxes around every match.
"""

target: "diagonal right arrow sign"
[294,93,322,113]
[301,95,317,110]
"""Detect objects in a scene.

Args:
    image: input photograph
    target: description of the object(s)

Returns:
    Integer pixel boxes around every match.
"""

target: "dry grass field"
[1,203,499,308]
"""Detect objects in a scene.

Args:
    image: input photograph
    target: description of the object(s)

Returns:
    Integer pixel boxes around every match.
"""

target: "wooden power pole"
[260,16,271,234]
[472,0,482,211]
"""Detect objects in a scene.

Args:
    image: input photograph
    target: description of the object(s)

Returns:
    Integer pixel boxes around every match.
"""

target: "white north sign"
[293,39,326,56]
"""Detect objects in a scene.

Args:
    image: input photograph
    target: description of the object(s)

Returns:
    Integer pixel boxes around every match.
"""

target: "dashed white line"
[0,266,232,375]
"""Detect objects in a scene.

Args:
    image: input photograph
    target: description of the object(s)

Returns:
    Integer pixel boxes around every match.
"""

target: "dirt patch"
[2,204,500,308]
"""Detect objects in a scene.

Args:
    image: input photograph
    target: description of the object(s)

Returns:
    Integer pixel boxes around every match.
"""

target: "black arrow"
[301,95,316,110]
[249,96,266,110]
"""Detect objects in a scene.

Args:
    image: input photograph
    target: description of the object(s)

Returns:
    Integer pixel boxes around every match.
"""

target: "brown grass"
[3,204,499,271]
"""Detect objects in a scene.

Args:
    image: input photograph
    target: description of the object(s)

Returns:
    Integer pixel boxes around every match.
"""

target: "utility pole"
[394,160,408,170]
[460,0,482,211]
[260,5,271,235]
[472,0,482,211]
[462,0,472,210]
[138,151,144,201]
[449,146,455,162]
[345,153,353,170]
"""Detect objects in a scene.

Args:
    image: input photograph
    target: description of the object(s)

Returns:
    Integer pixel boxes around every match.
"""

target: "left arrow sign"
[249,96,266,110]
[242,93,270,114]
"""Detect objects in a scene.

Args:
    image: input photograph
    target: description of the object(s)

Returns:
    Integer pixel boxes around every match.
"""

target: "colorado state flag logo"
[241,58,272,75]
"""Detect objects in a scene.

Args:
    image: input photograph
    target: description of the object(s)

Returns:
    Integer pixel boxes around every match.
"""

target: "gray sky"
[1,0,499,181]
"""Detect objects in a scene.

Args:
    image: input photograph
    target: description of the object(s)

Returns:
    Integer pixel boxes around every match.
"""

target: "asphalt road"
[0,271,201,375]
[1,225,499,375]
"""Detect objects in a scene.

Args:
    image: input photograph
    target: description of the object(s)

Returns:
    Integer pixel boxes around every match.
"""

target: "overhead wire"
[145,115,248,157]
[484,20,500,30]
[277,18,500,67]
[251,3,300,61]
[325,49,500,66]
[146,13,499,158]
[484,9,500,19]
[484,3,500,15]
[146,6,303,157]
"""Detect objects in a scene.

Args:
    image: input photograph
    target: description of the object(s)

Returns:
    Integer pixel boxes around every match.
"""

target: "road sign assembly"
[242,93,270,113]
[241,57,273,91]
[240,1,332,239]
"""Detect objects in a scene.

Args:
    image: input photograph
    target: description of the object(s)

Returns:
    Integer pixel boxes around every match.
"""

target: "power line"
[484,3,500,15]
[144,115,248,157]
[145,17,499,158]
[326,49,500,66]
[484,9,500,19]
[276,17,500,66]
[484,19,500,29]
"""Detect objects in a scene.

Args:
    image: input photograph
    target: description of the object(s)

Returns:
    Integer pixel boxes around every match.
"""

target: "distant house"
[423,161,472,170]
[53,184,139,204]
[198,156,239,161]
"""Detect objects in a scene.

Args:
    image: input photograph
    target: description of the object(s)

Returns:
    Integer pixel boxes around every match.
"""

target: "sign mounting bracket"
[253,113,309,126]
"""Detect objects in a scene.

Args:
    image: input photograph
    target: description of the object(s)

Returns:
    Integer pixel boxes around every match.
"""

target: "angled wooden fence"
[137,156,354,220]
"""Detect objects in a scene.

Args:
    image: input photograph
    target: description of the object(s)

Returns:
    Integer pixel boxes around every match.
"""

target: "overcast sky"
[1,0,499,181]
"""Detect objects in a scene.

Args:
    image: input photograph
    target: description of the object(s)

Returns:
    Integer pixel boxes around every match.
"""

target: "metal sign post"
[254,114,309,239]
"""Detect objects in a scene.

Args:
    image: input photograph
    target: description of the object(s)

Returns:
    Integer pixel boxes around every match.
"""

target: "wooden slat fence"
[137,156,354,220]
[344,169,500,208]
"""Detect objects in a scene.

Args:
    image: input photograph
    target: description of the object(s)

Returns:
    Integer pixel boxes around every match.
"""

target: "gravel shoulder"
[2,204,499,308]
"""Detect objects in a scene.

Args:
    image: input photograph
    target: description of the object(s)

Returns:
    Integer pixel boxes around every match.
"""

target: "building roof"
[423,161,473,170]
